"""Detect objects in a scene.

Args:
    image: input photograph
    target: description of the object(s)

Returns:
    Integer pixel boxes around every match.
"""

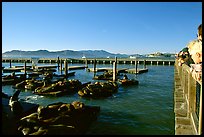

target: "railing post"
[198,86,202,134]
[188,72,196,116]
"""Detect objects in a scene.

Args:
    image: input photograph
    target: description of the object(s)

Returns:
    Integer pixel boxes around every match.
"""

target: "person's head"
[188,40,202,64]
[197,24,202,41]
[178,47,190,59]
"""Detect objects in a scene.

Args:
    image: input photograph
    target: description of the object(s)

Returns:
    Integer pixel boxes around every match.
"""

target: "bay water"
[2,62,175,135]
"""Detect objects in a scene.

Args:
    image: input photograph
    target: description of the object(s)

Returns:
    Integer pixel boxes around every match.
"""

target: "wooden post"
[9,60,12,68]
[60,59,62,74]
[113,61,117,82]
[67,61,69,75]
[115,56,117,70]
[24,61,27,79]
[144,59,146,69]
[93,59,96,77]
[57,56,60,70]
[113,56,117,82]
[135,59,138,75]
[64,59,67,78]
[85,58,88,68]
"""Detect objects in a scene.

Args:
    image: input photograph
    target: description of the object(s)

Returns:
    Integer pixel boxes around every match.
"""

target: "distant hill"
[2,50,129,58]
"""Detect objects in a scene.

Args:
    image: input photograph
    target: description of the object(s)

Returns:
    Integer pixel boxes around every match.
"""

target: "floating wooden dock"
[87,67,128,73]
[87,67,148,74]
[126,68,148,74]
[2,67,25,73]
[67,66,87,70]
[35,65,57,69]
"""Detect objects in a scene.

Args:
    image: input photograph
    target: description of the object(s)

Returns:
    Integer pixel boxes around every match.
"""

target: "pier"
[2,57,175,65]
[174,59,202,135]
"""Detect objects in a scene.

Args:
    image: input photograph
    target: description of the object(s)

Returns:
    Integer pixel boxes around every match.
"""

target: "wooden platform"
[3,67,25,73]
[87,67,128,73]
[87,67,148,74]
[126,68,148,74]
[68,66,87,70]
[35,65,57,69]
[11,65,32,68]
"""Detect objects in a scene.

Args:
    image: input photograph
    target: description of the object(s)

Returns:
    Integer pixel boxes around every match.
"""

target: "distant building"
[147,52,175,58]
[82,55,86,59]
[129,56,136,59]
[147,52,164,57]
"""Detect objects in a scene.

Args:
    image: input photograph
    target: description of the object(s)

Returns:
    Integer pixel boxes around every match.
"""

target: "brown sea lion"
[71,101,85,109]
[58,103,75,115]
[29,128,48,135]
[9,90,23,116]
[20,112,38,121]
[37,105,59,120]
[78,90,85,96]
[47,102,64,110]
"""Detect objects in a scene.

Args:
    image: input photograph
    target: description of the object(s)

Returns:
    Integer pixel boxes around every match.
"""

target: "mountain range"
[2,50,134,58]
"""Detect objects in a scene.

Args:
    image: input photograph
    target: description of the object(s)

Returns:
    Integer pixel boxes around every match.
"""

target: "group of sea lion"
[15,79,44,90]
[34,79,82,96]
[3,90,100,135]
[78,81,118,98]
[14,78,83,96]
[17,101,99,135]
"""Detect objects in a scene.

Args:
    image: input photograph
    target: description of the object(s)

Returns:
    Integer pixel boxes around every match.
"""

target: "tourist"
[188,40,202,81]
[197,24,202,41]
[176,24,202,67]
[176,47,194,66]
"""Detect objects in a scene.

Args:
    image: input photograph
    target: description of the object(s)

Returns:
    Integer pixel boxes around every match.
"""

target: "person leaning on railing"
[175,47,194,67]
[188,40,202,81]
[197,24,202,41]
[176,24,202,67]
[188,24,202,81]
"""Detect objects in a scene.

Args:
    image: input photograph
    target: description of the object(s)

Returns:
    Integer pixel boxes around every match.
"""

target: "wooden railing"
[175,59,202,135]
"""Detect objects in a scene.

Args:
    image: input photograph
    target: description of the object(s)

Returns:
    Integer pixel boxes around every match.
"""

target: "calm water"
[2,62,175,135]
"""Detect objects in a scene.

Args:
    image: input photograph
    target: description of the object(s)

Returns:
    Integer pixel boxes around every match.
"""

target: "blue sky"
[2,2,202,55]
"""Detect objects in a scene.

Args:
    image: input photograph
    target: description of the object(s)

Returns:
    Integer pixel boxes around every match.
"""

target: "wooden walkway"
[2,57,175,65]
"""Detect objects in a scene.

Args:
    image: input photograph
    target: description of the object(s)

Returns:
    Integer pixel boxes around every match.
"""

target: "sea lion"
[9,90,23,116]
[20,112,39,125]
[29,128,48,135]
[37,105,59,120]
[58,103,75,115]
[71,101,85,110]
[47,102,63,109]
[78,90,85,96]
